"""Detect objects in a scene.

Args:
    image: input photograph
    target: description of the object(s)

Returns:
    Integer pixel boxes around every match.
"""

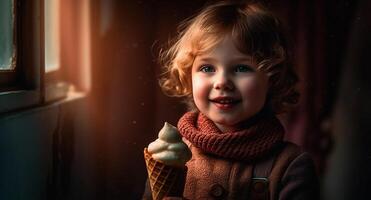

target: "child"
[143,1,319,199]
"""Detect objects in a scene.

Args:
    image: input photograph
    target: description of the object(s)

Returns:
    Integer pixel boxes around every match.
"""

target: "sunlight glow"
[45,0,60,73]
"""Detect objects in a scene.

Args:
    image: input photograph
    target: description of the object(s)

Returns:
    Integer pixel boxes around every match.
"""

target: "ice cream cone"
[144,148,187,200]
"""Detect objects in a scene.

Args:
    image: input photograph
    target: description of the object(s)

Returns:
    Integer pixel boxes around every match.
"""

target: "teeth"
[211,98,238,104]
[218,100,233,104]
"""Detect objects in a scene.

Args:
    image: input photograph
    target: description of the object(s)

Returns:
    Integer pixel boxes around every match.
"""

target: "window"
[0,0,41,113]
[0,0,16,71]
[44,0,69,102]
[0,0,91,114]
[45,0,60,73]
[0,0,17,89]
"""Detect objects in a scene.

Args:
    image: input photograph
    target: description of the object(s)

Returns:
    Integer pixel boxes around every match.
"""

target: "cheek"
[239,78,268,101]
[192,75,209,104]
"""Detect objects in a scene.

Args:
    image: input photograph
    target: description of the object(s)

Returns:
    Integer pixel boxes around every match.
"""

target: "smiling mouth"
[210,97,241,110]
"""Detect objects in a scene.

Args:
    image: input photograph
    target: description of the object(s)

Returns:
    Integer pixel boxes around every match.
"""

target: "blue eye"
[234,65,253,72]
[199,65,215,73]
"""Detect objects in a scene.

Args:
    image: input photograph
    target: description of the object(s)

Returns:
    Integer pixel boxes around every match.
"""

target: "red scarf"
[177,112,284,161]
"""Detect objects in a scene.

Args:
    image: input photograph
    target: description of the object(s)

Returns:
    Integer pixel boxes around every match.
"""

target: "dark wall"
[0,107,56,200]
[0,96,89,200]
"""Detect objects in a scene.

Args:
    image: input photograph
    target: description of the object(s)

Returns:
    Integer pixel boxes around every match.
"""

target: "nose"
[213,72,234,91]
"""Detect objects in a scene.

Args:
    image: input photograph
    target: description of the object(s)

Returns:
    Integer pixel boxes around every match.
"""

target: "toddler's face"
[191,36,269,132]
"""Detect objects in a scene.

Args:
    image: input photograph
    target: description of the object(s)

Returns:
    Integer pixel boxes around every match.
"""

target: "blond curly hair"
[158,1,299,114]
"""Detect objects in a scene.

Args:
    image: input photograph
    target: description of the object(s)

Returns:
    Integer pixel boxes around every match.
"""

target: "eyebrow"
[196,57,217,63]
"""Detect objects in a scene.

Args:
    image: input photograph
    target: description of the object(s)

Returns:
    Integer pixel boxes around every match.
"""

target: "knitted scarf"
[177,111,284,161]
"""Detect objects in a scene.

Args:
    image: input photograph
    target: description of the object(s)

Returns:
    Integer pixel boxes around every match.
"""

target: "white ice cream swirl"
[148,122,192,167]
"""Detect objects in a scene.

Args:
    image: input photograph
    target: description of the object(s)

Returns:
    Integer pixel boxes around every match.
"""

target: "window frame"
[0,0,90,115]
[0,0,43,114]
[44,0,91,101]
[0,0,19,89]
[44,0,70,102]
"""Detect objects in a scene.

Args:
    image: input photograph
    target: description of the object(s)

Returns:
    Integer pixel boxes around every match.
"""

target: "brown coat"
[143,141,319,200]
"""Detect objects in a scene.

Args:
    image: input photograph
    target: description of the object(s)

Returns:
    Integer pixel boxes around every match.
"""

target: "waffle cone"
[144,148,187,200]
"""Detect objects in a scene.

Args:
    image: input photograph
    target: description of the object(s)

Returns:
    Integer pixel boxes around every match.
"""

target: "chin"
[212,117,240,127]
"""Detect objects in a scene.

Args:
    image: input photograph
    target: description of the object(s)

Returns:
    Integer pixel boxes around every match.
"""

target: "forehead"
[195,36,252,60]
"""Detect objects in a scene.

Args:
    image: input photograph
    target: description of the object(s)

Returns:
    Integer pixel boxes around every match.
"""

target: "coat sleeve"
[278,152,320,200]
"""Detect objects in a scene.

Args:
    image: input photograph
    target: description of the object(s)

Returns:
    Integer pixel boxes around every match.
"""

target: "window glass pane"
[45,0,60,72]
[0,0,15,70]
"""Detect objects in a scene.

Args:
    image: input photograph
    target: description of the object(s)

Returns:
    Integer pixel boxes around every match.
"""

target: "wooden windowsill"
[0,85,87,119]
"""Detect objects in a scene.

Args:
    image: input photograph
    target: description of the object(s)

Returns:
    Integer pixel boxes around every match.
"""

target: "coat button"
[253,181,267,193]
[209,184,226,198]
